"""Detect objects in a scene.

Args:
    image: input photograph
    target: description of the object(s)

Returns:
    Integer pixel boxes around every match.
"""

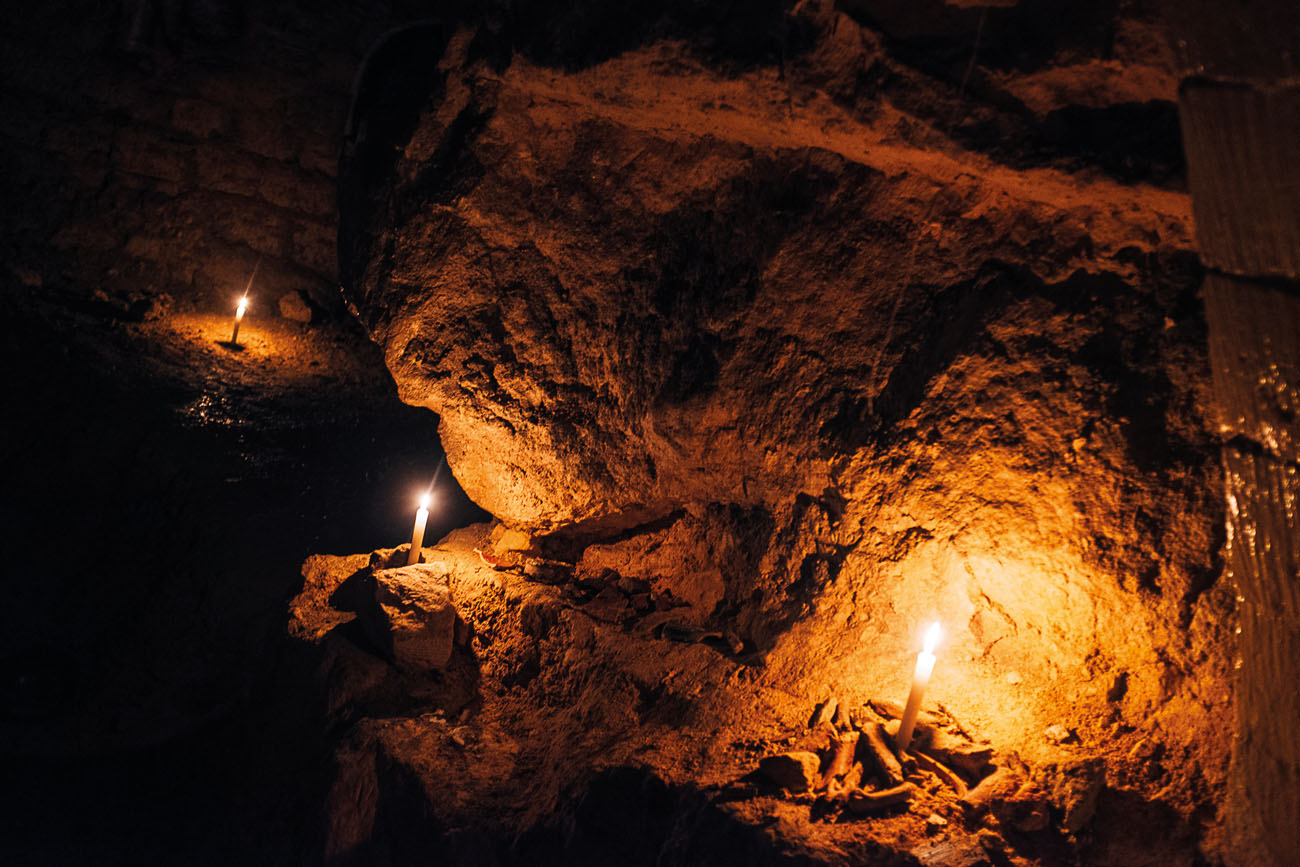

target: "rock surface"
[359,563,457,672]
[1038,757,1106,834]
[757,751,822,792]
[278,290,316,323]
[346,9,1196,537]
[331,1,1237,863]
[291,523,1216,866]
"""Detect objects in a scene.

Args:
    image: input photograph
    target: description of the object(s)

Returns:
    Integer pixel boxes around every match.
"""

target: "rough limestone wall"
[340,0,1237,840]
[0,1,431,313]
[1163,1,1300,864]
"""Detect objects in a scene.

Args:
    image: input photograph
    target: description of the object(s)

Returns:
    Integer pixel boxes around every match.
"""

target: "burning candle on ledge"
[230,294,249,344]
[407,491,432,565]
[896,621,942,753]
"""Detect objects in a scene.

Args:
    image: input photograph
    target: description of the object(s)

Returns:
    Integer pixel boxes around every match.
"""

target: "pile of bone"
[754,698,1104,834]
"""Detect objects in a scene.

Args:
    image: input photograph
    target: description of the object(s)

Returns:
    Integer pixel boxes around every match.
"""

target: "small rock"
[869,699,905,719]
[278,289,316,323]
[369,546,417,570]
[522,559,565,583]
[1004,671,1023,685]
[926,813,949,833]
[757,752,821,792]
[928,729,994,777]
[490,526,532,557]
[357,563,456,672]
[1044,724,1075,744]
[582,584,632,623]
[993,783,1051,832]
[575,571,611,595]
[1039,757,1105,833]
[614,574,650,595]
[139,292,172,321]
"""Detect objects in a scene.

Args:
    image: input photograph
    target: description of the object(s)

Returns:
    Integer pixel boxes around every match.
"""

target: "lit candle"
[896,621,941,753]
[407,491,431,565]
[230,295,249,344]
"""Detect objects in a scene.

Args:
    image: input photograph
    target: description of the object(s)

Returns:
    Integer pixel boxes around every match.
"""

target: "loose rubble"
[753,696,1104,843]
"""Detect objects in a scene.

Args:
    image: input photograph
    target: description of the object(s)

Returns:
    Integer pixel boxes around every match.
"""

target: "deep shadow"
[348,764,921,867]
[0,272,485,866]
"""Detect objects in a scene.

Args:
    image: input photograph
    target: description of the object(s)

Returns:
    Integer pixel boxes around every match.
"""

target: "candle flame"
[237,296,249,315]
[923,622,942,654]
[418,492,432,510]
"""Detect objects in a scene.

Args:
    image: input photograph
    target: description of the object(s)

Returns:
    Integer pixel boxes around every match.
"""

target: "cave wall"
[340,0,1235,850]
[0,0,440,313]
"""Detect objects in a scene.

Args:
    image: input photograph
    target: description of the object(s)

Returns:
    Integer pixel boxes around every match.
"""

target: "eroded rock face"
[345,7,1194,536]
[338,0,1232,854]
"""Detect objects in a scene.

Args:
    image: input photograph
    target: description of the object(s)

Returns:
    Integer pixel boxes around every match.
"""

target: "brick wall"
[0,1,435,317]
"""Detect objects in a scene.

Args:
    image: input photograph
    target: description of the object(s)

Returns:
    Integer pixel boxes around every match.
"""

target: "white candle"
[407,492,431,565]
[230,295,249,344]
[896,622,942,753]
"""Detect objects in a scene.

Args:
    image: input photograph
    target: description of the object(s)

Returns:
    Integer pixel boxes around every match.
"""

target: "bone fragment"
[912,749,969,797]
[849,705,885,732]
[859,722,905,785]
[842,762,864,792]
[820,731,860,788]
[936,701,977,741]
[870,699,939,728]
[961,765,1022,815]
[928,736,994,779]
[846,782,916,814]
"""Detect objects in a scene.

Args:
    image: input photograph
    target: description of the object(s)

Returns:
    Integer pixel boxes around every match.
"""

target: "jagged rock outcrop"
[343,2,1192,534]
